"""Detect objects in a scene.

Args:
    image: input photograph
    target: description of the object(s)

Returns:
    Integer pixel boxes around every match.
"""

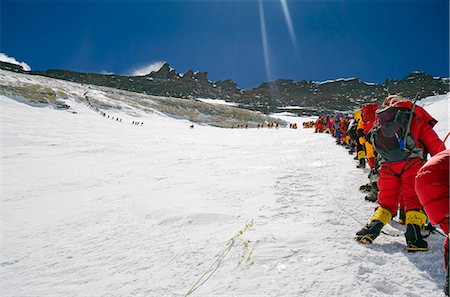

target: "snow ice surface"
[196,98,239,107]
[1,71,449,296]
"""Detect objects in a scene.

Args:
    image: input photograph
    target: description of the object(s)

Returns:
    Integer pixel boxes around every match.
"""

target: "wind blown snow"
[1,75,449,296]
[0,53,31,71]
[130,61,166,76]
[196,98,239,106]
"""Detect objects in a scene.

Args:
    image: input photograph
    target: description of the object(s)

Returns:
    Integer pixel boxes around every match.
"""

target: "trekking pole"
[432,228,448,238]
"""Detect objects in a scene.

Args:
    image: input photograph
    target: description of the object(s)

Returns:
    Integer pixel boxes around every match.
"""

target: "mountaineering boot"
[405,224,428,252]
[364,183,378,202]
[404,210,428,252]
[364,191,378,202]
[356,158,366,169]
[356,150,366,166]
[359,183,371,193]
[355,207,392,244]
[355,220,384,244]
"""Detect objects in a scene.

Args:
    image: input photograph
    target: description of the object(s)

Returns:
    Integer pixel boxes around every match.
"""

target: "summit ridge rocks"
[1,61,448,115]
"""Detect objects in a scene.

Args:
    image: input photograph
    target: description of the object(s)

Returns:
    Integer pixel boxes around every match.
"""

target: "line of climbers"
[314,94,449,295]
[232,124,249,129]
[84,95,144,126]
[302,120,315,128]
[230,123,281,129]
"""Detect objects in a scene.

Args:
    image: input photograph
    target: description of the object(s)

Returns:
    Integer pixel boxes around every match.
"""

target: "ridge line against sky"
[1,0,449,88]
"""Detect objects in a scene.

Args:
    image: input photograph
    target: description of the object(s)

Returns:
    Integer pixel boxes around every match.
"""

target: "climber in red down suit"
[355,96,445,252]
[415,149,449,295]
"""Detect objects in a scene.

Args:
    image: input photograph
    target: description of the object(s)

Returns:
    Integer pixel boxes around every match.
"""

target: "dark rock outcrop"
[1,61,448,115]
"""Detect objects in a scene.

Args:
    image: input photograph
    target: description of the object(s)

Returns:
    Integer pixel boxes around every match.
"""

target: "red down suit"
[415,149,449,267]
[377,100,445,215]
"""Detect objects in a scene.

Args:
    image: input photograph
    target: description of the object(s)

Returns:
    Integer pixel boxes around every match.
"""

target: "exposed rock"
[147,63,178,80]
[193,71,208,84]
[0,61,26,73]
[182,69,195,80]
[1,61,448,116]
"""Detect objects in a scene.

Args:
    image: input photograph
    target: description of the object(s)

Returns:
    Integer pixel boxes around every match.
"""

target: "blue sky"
[1,0,449,88]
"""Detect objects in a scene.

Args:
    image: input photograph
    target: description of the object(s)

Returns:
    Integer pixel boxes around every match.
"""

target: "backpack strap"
[400,94,419,151]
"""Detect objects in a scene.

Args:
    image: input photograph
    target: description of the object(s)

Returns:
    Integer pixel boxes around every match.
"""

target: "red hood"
[361,103,379,124]
[392,100,438,128]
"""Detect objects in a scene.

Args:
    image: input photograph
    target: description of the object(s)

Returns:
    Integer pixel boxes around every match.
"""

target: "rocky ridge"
[1,61,448,115]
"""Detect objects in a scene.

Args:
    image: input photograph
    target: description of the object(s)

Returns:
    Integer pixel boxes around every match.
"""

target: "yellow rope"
[321,141,402,238]
[185,220,254,296]
[237,237,254,269]
[323,166,367,227]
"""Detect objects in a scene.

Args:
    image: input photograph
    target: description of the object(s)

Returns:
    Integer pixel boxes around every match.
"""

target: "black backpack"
[371,106,416,162]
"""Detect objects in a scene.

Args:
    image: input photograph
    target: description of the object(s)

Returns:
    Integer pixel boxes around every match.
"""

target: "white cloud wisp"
[130,61,165,76]
[0,53,31,71]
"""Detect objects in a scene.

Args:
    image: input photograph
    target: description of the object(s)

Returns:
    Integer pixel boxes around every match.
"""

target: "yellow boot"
[405,210,428,252]
[355,207,392,244]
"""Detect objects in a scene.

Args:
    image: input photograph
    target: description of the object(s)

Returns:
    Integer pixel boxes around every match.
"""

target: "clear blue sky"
[1,0,449,88]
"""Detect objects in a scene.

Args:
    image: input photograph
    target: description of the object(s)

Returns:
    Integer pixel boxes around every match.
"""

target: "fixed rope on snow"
[321,138,449,239]
[185,220,254,296]
[322,150,402,238]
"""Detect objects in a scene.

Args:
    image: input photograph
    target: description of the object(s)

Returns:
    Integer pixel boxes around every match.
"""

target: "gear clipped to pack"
[371,105,416,162]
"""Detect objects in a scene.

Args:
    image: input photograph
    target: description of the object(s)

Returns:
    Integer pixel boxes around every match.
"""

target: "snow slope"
[0,70,284,129]
[418,93,449,145]
[1,84,449,296]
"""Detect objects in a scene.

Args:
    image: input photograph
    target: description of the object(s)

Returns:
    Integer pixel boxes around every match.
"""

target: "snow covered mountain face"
[2,61,449,116]
[1,66,449,296]
[0,69,285,129]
